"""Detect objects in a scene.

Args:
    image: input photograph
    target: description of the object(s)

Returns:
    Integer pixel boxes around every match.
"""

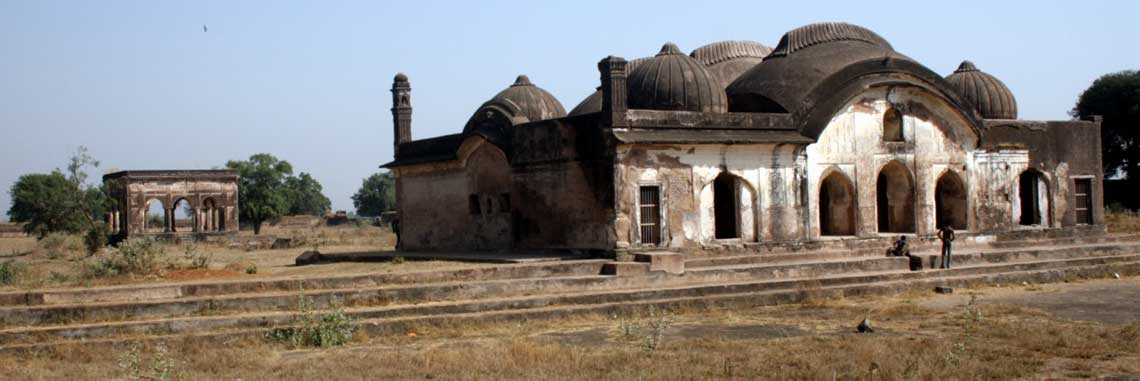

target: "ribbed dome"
[768,22,892,58]
[690,40,772,66]
[486,75,566,122]
[627,43,727,113]
[568,57,653,116]
[945,61,1018,119]
[690,40,772,89]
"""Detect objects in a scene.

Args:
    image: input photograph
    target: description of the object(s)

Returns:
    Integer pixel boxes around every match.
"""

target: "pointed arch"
[882,107,903,141]
[819,169,857,236]
[935,169,967,230]
[876,160,916,233]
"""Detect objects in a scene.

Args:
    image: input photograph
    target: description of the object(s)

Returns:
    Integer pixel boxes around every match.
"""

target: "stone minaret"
[391,73,412,155]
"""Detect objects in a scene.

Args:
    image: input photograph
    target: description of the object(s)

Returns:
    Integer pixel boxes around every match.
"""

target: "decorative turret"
[391,73,412,155]
[945,61,1018,120]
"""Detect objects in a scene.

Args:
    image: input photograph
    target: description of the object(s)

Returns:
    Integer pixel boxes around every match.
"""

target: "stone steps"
[0,254,905,328]
[0,260,610,307]
[4,255,1138,353]
[3,249,1138,347]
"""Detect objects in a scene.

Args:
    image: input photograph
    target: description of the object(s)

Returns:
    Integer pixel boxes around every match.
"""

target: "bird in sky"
[203,25,208,33]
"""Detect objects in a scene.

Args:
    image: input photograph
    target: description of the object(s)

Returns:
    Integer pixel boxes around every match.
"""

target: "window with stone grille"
[1074,178,1093,225]
[639,186,661,246]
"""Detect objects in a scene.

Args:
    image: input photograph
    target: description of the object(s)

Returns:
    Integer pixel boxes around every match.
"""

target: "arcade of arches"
[103,170,239,239]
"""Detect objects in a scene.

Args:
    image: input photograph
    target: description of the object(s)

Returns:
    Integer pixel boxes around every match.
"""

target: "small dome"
[394,72,408,82]
[945,61,1018,119]
[485,75,566,122]
[690,40,772,89]
[627,43,727,113]
[768,22,892,58]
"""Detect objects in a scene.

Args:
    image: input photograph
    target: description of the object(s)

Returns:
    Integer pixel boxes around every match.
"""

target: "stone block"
[295,250,324,266]
[601,262,651,276]
[633,251,685,275]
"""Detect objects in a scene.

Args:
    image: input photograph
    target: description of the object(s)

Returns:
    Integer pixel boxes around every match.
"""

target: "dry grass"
[3,281,1139,380]
[0,225,483,291]
[1106,209,1140,234]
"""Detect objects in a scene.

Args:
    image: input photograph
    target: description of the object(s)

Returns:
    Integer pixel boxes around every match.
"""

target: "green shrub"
[266,294,356,348]
[41,233,83,259]
[84,223,109,256]
[83,237,166,278]
[0,260,23,286]
[182,244,211,269]
[245,264,258,275]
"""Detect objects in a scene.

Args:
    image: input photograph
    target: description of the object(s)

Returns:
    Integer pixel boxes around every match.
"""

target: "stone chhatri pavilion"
[382,22,1103,254]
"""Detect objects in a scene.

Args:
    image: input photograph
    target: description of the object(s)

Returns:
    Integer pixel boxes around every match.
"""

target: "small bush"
[391,256,405,265]
[266,294,356,348]
[83,238,167,278]
[118,343,176,381]
[245,264,258,275]
[41,233,83,259]
[0,260,23,286]
[182,244,211,270]
[84,223,109,256]
[611,306,673,353]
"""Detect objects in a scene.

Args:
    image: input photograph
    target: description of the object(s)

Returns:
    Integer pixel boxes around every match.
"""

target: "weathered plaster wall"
[983,119,1105,227]
[511,115,615,251]
[396,139,512,251]
[615,143,802,249]
[805,87,985,237]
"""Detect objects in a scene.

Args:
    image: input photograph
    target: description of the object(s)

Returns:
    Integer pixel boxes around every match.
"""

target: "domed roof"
[690,40,772,89]
[627,43,727,113]
[945,61,1018,119]
[394,72,408,82]
[768,22,892,58]
[566,56,651,117]
[483,75,567,122]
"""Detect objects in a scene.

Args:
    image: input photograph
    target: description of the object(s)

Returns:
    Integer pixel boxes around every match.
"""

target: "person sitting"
[888,235,911,257]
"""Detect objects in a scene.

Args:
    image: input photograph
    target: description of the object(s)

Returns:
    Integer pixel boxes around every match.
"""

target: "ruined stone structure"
[102,170,239,239]
[383,23,1104,254]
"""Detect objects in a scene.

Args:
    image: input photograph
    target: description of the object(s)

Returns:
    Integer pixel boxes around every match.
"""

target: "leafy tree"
[352,172,396,217]
[1072,70,1140,180]
[8,172,88,237]
[226,154,293,235]
[7,147,110,239]
[284,172,331,216]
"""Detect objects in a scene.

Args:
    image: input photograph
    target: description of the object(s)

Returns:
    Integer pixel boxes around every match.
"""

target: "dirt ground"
[5,276,1139,380]
[0,225,488,290]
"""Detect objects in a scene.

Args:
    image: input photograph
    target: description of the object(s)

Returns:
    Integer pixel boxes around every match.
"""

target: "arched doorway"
[714,173,739,239]
[935,171,968,230]
[819,171,856,236]
[876,161,916,233]
[172,199,193,233]
[1018,170,1050,226]
[145,198,166,233]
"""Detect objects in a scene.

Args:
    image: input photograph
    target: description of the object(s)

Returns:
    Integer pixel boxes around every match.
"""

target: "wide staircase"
[1,231,1139,352]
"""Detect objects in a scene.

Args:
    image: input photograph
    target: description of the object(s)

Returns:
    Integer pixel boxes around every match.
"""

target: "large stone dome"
[568,57,652,117]
[627,43,727,113]
[690,40,772,88]
[945,61,1018,119]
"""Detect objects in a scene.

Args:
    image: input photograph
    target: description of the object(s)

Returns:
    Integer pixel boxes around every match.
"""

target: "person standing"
[937,225,955,269]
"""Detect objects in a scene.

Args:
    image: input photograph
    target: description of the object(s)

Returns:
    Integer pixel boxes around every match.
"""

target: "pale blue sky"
[2,1,1137,221]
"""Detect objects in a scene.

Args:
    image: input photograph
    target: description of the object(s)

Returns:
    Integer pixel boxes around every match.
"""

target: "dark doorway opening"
[639,186,661,245]
[935,171,968,230]
[714,173,739,239]
[1019,170,1047,226]
[1074,179,1093,225]
[876,161,916,233]
[820,171,856,236]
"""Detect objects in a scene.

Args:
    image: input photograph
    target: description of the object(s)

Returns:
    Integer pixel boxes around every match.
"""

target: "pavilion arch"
[458,135,512,250]
[144,198,167,233]
[876,160,916,233]
[699,171,756,242]
[935,169,968,230]
[171,198,194,233]
[818,167,857,236]
[1016,168,1052,227]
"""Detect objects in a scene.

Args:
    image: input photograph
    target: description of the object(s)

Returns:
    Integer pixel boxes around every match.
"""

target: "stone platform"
[0,232,1138,353]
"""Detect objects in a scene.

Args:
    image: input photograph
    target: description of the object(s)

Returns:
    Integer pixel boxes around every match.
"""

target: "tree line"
[7,151,396,239]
